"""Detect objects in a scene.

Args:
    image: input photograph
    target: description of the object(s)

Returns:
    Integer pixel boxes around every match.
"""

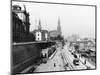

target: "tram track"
[61,52,74,70]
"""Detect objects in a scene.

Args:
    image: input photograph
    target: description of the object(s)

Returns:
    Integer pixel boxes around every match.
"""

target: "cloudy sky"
[12,1,95,38]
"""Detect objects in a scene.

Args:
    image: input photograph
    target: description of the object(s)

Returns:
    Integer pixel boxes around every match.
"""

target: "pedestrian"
[54,63,56,67]
[84,59,86,64]
[79,54,80,58]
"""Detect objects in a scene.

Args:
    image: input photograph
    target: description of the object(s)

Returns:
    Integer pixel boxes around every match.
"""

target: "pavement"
[79,56,95,69]
[34,47,65,72]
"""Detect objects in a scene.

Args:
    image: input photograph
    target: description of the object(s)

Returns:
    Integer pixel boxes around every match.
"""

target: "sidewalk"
[34,47,65,72]
[79,57,95,69]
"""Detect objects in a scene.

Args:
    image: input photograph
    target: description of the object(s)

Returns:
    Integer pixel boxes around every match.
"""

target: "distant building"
[33,17,62,41]
[33,19,49,41]
[49,18,62,40]
[49,30,60,37]
[67,34,80,42]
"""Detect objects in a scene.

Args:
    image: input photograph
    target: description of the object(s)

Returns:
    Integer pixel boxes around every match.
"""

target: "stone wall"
[12,42,55,74]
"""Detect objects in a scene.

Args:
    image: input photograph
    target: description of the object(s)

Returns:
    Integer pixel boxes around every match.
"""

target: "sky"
[12,1,95,38]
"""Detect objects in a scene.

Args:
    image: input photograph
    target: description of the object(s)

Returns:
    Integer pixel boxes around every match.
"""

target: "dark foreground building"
[12,5,56,75]
[12,5,35,42]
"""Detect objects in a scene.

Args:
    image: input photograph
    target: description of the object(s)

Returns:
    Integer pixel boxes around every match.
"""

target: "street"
[33,42,95,72]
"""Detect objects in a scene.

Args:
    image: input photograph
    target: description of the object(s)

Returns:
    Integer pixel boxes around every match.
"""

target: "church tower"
[57,17,62,35]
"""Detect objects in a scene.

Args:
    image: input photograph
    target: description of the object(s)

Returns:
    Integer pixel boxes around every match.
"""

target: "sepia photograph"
[11,0,96,75]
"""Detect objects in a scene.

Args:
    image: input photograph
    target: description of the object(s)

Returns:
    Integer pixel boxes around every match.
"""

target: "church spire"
[57,17,61,35]
[23,4,26,11]
[38,19,42,30]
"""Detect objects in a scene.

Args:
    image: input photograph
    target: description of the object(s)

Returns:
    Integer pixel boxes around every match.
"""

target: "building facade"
[12,5,35,42]
[33,19,49,41]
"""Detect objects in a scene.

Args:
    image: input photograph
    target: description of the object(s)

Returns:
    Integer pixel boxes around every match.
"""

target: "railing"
[12,40,56,45]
